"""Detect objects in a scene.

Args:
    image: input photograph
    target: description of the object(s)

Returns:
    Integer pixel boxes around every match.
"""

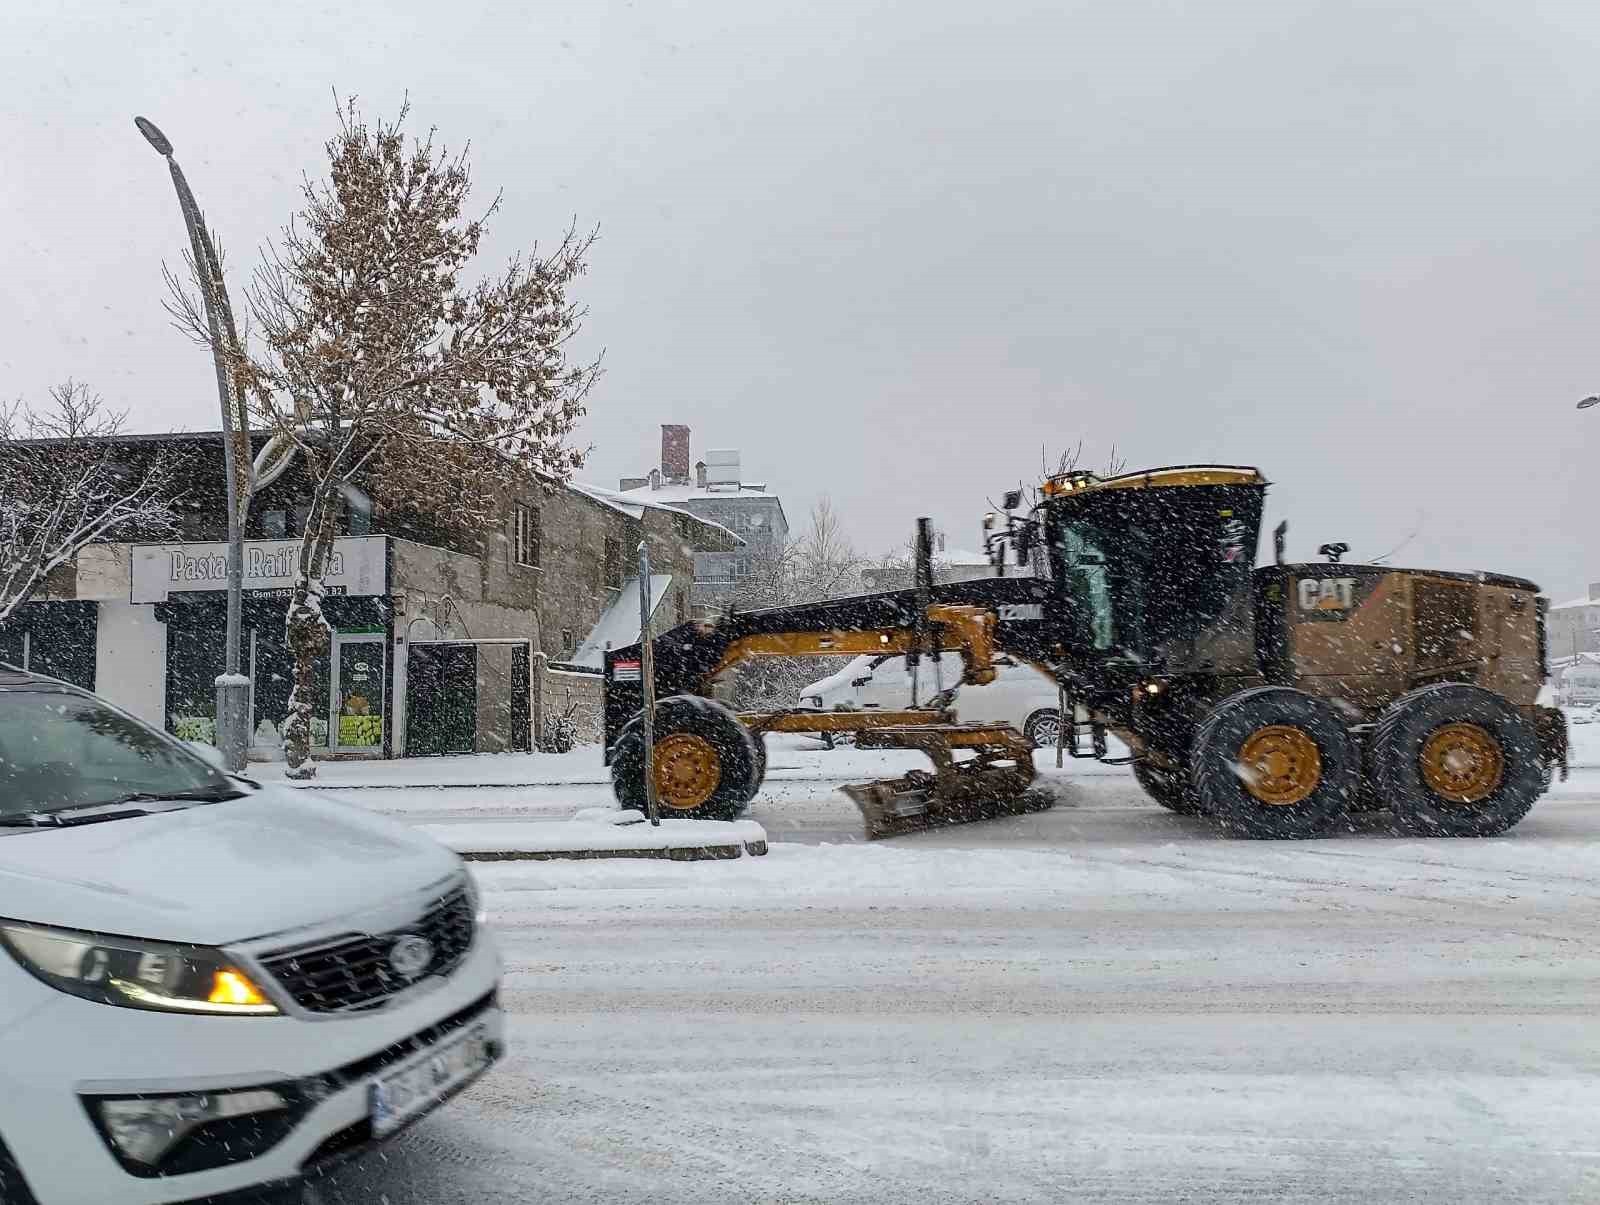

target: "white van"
[798,653,1064,746]
[0,667,502,1204]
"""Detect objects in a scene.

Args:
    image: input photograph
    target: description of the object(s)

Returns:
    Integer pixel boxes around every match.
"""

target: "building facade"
[1547,587,1600,662]
[620,426,788,610]
[3,433,736,758]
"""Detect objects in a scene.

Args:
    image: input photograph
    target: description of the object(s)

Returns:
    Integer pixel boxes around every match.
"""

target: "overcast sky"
[5,0,1600,596]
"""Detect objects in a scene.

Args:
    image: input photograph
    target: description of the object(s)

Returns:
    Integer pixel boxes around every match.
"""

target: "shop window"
[0,605,96,690]
[261,509,287,539]
[514,504,540,567]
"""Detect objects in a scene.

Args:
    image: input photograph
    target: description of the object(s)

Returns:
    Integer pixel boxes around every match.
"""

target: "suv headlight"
[0,921,278,1015]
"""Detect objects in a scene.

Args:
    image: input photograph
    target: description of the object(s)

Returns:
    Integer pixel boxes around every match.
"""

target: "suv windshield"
[0,689,234,815]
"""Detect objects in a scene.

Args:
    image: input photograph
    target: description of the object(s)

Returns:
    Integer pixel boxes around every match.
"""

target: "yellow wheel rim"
[1419,723,1503,803]
[1237,725,1322,806]
[651,733,722,810]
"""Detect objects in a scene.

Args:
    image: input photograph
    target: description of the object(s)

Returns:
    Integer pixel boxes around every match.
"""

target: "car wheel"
[1023,708,1062,749]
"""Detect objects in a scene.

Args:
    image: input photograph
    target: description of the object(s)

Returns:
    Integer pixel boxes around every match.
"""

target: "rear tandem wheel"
[1370,683,1543,837]
[1191,686,1359,839]
[1132,759,1206,816]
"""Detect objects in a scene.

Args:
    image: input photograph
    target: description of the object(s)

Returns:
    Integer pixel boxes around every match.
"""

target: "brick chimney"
[661,424,691,483]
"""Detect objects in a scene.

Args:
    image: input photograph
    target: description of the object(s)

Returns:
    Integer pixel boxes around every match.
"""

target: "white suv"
[0,667,502,1204]
[798,654,1065,746]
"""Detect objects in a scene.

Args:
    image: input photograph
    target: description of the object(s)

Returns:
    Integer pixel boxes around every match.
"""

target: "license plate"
[369,1022,493,1138]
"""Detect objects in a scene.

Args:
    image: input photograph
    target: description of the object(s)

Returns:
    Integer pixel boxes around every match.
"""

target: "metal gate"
[405,643,478,756]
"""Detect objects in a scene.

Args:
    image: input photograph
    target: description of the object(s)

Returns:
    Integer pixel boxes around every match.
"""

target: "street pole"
[135,117,252,772]
[637,541,661,826]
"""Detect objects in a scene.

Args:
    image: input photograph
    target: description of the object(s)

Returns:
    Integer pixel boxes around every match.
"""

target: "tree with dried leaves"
[0,381,181,627]
[175,102,600,777]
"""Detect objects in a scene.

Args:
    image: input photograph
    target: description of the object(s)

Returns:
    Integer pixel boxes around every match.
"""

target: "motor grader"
[604,465,1567,840]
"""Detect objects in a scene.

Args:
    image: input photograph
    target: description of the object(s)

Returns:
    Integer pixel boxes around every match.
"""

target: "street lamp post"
[135,116,253,773]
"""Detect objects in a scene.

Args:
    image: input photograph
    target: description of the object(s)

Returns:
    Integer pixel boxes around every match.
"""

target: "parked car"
[0,667,502,1204]
[798,653,1064,746]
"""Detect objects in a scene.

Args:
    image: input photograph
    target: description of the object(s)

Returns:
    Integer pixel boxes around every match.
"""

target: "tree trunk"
[281,477,341,779]
[282,584,330,779]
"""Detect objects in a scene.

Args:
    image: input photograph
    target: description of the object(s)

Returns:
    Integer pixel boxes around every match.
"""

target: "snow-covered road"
[305,764,1600,1204]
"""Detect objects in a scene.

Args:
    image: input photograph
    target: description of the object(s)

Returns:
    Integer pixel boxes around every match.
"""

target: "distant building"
[1546,586,1600,661]
[860,530,996,592]
[620,426,788,610]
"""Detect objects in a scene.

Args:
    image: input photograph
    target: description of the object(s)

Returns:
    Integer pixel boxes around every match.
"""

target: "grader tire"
[1132,760,1205,816]
[1371,683,1541,837]
[611,695,760,821]
[1191,686,1358,839]
[751,733,769,793]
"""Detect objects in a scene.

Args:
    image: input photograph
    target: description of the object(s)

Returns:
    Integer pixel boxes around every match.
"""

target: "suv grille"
[259,885,475,1014]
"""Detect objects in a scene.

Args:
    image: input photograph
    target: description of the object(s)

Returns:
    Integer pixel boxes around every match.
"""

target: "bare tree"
[174,101,600,777]
[731,497,866,706]
[0,382,181,627]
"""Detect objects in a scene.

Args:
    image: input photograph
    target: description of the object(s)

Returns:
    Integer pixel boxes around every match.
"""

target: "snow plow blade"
[841,723,1051,840]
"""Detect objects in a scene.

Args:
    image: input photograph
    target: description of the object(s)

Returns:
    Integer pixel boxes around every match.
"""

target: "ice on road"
[311,769,1600,1205]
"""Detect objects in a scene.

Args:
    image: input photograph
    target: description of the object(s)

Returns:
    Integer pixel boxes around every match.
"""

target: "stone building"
[620,425,788,610]
[3,432,737,757]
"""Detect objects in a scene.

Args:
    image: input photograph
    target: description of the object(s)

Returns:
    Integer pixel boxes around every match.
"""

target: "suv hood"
[0,785,461,945]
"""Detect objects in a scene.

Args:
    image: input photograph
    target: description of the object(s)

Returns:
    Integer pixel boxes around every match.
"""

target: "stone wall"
[538,663,605,746]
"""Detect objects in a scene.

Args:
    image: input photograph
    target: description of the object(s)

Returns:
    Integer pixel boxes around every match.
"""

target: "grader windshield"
[1040,468,1265,668]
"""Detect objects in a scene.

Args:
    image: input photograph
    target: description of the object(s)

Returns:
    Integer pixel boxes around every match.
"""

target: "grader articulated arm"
[603,582,1056,835]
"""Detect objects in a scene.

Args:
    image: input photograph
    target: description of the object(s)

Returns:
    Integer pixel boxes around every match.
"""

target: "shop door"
[406,644,477,756]
[331,634,386,753]
[510,644,532,753]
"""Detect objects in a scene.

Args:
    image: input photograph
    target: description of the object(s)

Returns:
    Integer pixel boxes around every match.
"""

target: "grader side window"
[1055,526,1116,651]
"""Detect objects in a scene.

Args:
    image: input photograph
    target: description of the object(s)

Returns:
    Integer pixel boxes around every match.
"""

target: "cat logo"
[1298,577,1358,612]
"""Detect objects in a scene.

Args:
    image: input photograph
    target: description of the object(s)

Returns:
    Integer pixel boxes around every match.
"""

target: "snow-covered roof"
[572,574,674,668]
[569,482,742,546]
[1549,596,1597,611]
[615,480,779,503]
[935,547,990,566]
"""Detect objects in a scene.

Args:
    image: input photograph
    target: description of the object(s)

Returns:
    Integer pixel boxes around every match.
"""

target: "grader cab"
[604,464,1566,840]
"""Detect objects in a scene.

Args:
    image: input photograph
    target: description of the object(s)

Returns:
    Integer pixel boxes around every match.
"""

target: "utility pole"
[135,117,253,772]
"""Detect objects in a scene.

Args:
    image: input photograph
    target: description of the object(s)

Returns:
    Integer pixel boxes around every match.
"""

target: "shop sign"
[130,537,387,604]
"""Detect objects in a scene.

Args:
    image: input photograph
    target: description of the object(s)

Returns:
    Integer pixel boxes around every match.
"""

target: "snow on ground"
[300,734,1600,1205]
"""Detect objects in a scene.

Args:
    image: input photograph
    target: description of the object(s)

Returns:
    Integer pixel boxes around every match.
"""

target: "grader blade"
[842,723,1051,840]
